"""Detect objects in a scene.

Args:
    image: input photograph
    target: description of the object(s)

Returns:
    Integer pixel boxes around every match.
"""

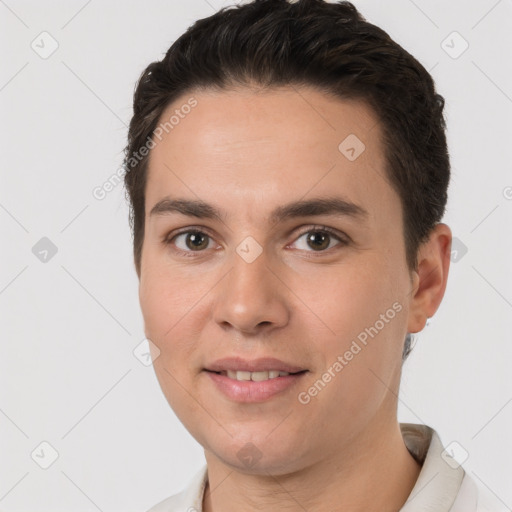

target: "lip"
[205,371,307,403]
[203,357,308,403]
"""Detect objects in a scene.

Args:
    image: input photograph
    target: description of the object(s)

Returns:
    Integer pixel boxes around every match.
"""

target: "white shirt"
[146,423,506,511]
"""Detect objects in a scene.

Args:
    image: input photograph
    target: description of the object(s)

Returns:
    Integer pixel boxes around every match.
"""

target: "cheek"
[139,273,172,338]
[140,264,199,332]
[299,259,406,342]
[138,265,214,371]
[299,283,405,432]
[304,258,408,393]
[139,269,207,415]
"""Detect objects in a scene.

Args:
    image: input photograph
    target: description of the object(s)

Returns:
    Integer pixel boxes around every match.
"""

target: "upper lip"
[205,357,306,374]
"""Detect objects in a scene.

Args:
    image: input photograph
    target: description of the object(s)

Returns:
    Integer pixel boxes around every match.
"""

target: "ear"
[407,223,452,333]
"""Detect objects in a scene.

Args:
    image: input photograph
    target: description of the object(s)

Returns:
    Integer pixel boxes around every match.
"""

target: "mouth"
[203,357,309,403]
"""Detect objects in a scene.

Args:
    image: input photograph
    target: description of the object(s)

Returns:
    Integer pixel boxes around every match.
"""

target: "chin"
[204,431,309,476]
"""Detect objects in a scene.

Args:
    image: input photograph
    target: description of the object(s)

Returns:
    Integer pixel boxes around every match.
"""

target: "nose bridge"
[232,244,272,297]
[212,241,289,333]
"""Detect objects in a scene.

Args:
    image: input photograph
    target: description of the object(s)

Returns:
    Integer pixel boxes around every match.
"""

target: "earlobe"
[407,223,452,334]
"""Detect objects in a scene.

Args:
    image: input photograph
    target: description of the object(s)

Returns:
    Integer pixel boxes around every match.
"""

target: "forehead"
[144,86,398,224]
[152,85,382,162]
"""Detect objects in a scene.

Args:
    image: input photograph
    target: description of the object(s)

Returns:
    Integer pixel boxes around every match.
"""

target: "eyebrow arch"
[269,197,368,224]
[149,197,368,224]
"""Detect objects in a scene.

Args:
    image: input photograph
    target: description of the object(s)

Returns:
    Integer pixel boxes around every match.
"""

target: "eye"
[291,226,347,252]
[166,229,215,253]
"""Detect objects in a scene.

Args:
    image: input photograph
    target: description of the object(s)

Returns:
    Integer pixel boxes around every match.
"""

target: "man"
[123,1,502,510]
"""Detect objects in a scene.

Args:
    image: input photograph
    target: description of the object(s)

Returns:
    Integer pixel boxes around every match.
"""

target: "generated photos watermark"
[92,96,198,200]
[298,301,403,404]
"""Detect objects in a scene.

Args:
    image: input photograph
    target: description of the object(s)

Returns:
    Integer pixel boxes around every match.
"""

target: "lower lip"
[205,371,306,403]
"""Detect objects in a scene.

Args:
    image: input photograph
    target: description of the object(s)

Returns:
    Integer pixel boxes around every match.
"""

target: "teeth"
[251,371,269,381]
[225,370,291,381]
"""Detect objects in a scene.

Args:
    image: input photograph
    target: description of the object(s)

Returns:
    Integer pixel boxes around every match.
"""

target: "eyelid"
[163,225,215,241]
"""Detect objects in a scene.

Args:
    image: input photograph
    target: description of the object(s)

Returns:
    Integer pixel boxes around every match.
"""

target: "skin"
[138,85,452,512]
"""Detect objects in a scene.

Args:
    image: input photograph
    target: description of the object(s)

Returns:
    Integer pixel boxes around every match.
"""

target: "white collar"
[400,423,477,511]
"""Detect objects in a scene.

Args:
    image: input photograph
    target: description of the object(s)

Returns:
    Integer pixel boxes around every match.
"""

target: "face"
[139,86,418,474]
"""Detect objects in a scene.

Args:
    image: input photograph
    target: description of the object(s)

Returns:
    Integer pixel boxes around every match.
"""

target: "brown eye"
[291,227,347,253]
[305,231,331,251]
[185,232,209,250]
[172,231,212,252]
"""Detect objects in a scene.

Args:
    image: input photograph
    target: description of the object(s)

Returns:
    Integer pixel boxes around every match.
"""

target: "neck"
[202,421,422,512]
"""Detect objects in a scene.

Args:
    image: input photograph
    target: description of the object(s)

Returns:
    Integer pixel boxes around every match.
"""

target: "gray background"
[1,0,511,510]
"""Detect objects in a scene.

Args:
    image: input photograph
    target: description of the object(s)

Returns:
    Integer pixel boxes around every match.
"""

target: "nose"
[212,246,290,336]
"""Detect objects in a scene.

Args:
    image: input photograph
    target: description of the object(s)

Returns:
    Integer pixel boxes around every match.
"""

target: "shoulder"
[144,465,208,512]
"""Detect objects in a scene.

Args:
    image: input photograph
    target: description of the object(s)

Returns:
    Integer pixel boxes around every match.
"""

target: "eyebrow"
[149,196,368,224]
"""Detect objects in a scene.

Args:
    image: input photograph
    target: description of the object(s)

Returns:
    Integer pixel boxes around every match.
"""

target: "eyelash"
[163,225,349,258]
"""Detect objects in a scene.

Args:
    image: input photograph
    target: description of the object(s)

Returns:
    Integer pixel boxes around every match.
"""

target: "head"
[124,0,451,474]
